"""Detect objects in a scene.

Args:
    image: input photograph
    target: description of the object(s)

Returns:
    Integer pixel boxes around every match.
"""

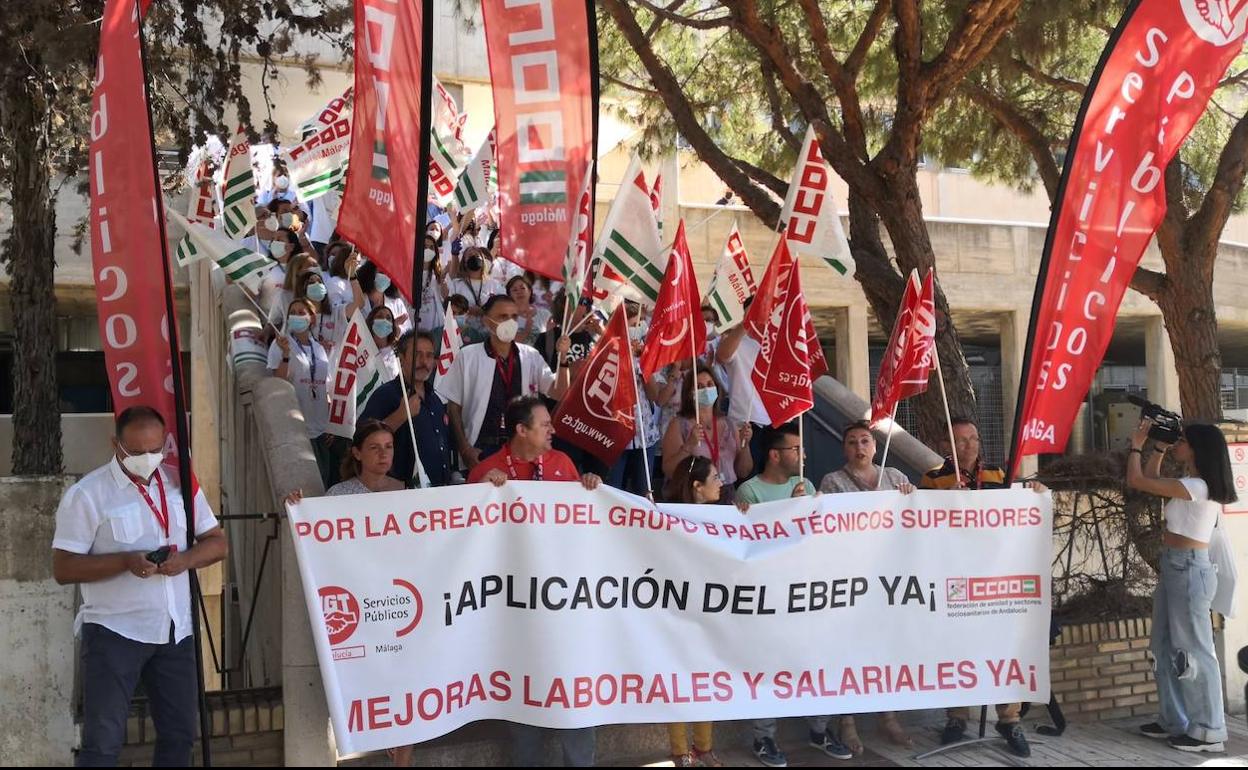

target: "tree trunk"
[868,172,979,447]
[1155,250,1223,422]
[2,69,63,475]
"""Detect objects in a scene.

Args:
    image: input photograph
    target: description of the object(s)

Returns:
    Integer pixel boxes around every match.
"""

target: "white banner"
[780,126,854,277]
[287,484,1052,754]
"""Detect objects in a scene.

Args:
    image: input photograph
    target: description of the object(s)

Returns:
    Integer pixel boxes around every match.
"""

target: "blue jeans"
[76,623,198,766]
[607,446,655,497]
[1151,547,1227,742]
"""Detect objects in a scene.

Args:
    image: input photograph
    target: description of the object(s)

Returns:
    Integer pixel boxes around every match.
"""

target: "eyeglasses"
[775,445,802,453]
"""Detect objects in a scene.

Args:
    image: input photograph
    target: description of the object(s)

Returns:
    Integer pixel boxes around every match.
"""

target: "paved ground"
[614,712,1248,767]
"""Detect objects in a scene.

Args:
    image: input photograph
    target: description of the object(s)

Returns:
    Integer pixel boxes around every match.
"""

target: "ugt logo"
[319,585,360,646]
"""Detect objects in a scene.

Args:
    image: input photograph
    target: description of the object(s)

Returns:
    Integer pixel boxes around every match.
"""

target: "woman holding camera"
[1127,418,1236,753]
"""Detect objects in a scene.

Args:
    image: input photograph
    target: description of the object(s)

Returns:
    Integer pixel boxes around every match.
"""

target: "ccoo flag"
[704,223,756,332]
[780,125,853,277]
[287,88,354,202]
[595,155,665,307]
[326,310,386,439]
[552,305,638,467]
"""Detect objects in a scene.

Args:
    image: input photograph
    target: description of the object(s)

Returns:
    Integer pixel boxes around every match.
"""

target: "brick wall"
[116,688,282,767]
[1049,617,1158,720]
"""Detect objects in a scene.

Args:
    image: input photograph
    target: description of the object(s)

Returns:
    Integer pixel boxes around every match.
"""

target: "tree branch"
[921,0,1023,107]
[758,58,801,152]
[847,0,890,76]
[1129,265,1167,302]
[961,82,1060,200]
[1187,106,1248,256]
[796,0,870,157]
[630,0,733,30]
[1009,55,1085,95]
[731,156,788,198]
[601,0,780,225]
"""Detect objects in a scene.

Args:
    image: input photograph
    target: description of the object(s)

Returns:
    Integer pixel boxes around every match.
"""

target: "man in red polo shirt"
[468,394,602,489]
[467,393,601,766]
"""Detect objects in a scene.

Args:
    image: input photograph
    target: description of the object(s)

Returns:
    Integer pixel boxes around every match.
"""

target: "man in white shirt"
[53,406,227,767]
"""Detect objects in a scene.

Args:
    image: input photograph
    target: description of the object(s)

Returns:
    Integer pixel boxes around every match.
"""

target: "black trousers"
[76,623,197,767]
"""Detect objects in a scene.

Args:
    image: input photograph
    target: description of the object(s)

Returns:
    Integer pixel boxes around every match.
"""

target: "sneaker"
[940,717,967,745]
[1139,722,1170,739]
[808,730,854,761]
[693,748,723,767]
[672,752,698,768]
[1168,735,1225,753]
[996,722,1031,758]
[752,737,788,768]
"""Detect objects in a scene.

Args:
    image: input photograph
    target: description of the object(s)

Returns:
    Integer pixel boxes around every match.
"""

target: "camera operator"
[1127,416,1236,754]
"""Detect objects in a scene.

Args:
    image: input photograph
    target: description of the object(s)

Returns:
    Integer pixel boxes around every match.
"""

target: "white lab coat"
[436,341,556,447]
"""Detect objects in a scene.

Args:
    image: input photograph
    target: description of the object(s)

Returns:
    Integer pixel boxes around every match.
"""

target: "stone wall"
[116,688,283,767]
[0,476,78,767]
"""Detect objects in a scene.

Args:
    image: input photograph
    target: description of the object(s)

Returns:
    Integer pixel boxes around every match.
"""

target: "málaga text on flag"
[167,209,271,292]
[337,0,428,302]
[640,220,705,379]
[327,310,386,439]
[286,482,1053,753]
[287,88,354,202]
[704,223,755,332]
[871,270,936,424]
[595,156,665,307]
[553,306,638,467]
[780,125,853,277]
[1011,0,1248,472]
[452,128,497,212]
[482,0,595,280]
[221,125,257,239]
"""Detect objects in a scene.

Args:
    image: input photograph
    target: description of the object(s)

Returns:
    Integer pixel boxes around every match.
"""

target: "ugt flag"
[752,255,817,427]
[640,220,704,380]
[553,305,639,467]
[871,270,935,424]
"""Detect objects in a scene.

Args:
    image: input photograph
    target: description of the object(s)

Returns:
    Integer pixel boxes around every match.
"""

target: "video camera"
[1127,395,1184,445]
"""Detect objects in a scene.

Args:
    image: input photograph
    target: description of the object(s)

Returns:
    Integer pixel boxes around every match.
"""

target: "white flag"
[452,128,496,211]
[220,125,257,239]
[167,208,270,292]
[326,310,386,440]
[704,223,757,332]
[286,88,354,202]
[562,159,595,312]
[780,125,854,276]
[433,304,465,404]
[593,155,665,307]
[428,78,472,207]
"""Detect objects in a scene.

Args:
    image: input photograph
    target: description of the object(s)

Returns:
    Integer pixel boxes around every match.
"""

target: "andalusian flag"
[594,155,664,306]
[220,125,257,238]
[168,209,270,292]
[519,170,567,205]
[704,223,757,332]
[452,128,496,211]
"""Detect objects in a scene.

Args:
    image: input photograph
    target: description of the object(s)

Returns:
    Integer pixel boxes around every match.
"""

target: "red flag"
[552,306,638,467]
[1013,0,1248,471]
[336,0,426,301]
[649,173,662,219]
[871,270,936,423]
[90,0,186,464]
[640,221,705,380]
[744,237,796,341]
[752,259,815,426]
[482,0,596,280]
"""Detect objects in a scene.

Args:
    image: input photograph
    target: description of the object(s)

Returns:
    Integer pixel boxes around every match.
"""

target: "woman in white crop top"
[1126,420,1237,753]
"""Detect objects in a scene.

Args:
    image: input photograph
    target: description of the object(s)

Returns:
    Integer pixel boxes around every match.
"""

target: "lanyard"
[960,460,981,490]
[297,337,318,398]
[504,447,543,480]
[699,417,720,471]
[133,473,170,540]
[495,349,517,434]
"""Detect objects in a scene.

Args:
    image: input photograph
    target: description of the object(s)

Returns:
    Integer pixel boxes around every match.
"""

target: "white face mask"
[279,212,294,228]
[120,448,164,480]
[270,241,288,259]
[493,318,519,343]
[264,215,278,231]
[705,321,717,338]
[275,174,290,191]
[424,248,436,263]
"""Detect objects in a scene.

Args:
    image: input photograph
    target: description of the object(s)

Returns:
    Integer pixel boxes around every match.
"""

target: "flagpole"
[933,349,961,484]
[395,363,431,488]
[406,0,435,392]
[876,401,900,490]
[634,373,654,501]
[136,2,210,763]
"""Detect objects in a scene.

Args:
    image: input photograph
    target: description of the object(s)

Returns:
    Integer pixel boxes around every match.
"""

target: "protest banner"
[287,483,1052,753]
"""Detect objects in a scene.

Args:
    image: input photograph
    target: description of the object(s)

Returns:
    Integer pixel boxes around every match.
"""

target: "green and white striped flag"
[593,155,664,306]
[326,310,386,439]
[428,77,471,207]
[452,128,496,211]
[286,88,354,202]
[519,170,567,205]
[780,125,854,276]
[704,223,757,332]
[220,125,257,239]
[167,208,271,293]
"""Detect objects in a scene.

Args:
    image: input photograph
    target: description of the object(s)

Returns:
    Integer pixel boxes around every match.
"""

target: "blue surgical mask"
[696,386,718,408]
[288,315,311,333]
[305,283,328,302]
[371,319,394,338]
[375,273,392,293]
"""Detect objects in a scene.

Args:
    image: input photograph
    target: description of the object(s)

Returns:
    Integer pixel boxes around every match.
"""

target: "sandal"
[879,712,913,748]
[840,716,864,756]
